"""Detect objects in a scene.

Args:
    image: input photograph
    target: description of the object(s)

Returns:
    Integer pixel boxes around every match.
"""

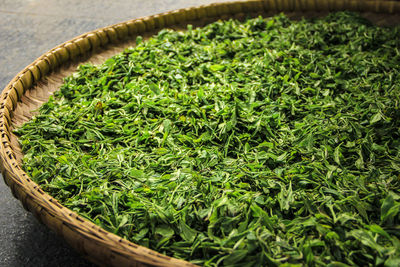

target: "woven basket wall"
[1,0,399,266]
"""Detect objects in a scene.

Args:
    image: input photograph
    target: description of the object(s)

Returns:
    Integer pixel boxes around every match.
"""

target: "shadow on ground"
[0,179,94,267]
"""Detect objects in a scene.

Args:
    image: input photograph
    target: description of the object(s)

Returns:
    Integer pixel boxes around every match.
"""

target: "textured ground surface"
[0,1,231,266]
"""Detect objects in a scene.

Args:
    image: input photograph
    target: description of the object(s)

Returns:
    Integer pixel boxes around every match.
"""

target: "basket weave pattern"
[1,0,400,266]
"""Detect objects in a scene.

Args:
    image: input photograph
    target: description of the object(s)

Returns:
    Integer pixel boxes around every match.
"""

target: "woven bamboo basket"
[1,0,399,266]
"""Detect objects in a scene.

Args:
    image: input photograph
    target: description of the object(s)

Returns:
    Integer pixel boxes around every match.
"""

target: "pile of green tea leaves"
[16,12,400,266]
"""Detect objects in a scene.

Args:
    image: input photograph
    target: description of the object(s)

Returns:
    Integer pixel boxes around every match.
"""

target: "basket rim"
[1,0,400,266]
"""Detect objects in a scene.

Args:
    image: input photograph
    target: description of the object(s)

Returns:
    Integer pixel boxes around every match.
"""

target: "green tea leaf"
[381,194,400,224]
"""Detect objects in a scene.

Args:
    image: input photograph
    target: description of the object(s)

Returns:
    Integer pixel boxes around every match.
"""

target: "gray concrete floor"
[0,1,233,266]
